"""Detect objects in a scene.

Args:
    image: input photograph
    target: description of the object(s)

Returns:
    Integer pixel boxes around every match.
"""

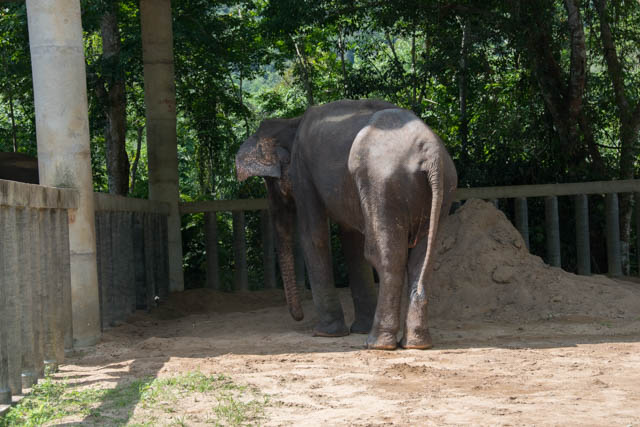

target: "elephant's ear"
[236,136,282,182]
[235,117,299,182]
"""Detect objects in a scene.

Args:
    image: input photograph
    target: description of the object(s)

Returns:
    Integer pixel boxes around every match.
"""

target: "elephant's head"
[235,117,304,321]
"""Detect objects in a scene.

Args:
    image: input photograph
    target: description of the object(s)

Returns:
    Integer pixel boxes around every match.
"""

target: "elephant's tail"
[416,152,444,297]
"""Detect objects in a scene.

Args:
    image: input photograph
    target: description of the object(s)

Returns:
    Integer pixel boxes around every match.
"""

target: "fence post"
[636,192,640,276]
[574,194,591,275]
[232,211,249,292]
[605,193,622,276]
[261,210,277,289]
[0,206,19,401]
[16,208,36,390]
[544,196,561,267]
[205,212,221,290]
[58,210,73,353]
[29,209,44,379]
[514,197,530,250]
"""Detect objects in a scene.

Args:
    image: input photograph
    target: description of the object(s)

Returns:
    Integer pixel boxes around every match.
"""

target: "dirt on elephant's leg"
[400,295,432,349]
[400,237,433,349]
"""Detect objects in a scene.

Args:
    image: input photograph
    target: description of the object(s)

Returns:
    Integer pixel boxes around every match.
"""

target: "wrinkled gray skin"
[236,99,457,350]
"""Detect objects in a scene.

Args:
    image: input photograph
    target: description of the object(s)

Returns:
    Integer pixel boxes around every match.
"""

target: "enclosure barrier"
[0,179,78,409]
[179,199,306,292]
[455,179,640,276]
[181,179,640,290]
[94,193,171,329]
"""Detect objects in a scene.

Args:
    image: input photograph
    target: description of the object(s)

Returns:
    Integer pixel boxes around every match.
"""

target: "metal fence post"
[232,211,249,292]
[574,194,591,275]
[605,193,622,276]
[514,197,530,250]
[544,196,561,267]
[205,212,221,290]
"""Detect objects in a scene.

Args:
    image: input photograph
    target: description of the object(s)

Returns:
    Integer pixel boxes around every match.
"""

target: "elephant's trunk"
[264,178,304,321]
[276,232,304,321]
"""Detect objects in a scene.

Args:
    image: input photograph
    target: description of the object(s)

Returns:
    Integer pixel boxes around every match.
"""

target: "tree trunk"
[8,89,17,152]
[100,5,129,195]
[129,125,143,194]
[293,38,314,106]
[337,29,349,98]
[458,18,470,172]
[593,0,640,274]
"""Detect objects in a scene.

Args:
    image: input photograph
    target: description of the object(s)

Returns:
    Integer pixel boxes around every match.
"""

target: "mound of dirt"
[430,199,640,323]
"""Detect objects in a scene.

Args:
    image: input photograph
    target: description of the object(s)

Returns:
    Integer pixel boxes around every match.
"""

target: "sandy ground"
[55,287,640,426]
[52,201,640,425]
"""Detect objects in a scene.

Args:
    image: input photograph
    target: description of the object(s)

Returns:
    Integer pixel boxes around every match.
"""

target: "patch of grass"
[1,371,268,426]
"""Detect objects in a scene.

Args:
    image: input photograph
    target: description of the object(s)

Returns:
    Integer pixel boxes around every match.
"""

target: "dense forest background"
[1,0,639,286]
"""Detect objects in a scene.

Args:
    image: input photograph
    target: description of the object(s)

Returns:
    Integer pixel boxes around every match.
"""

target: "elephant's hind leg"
[360,215,408,350]
[339,227,377,334]
[400,236,432,349]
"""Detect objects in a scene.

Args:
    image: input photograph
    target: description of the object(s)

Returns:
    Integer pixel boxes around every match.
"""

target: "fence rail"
[180,179,640,293]
[0,179,78,408]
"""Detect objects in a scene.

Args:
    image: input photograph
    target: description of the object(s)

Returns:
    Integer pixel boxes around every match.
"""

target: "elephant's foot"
[312,319,349,337]
[365,331,398,350]
[401,294,431,349]
[350,316,373,334]
[400,328,433,350]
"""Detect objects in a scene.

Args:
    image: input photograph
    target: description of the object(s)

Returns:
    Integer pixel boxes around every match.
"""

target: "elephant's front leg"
[297,203,349,337]
[339,227,377,334]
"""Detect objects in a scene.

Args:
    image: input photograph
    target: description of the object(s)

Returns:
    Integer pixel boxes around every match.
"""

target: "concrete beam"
[140,0,184,292]
[26,0,101,347]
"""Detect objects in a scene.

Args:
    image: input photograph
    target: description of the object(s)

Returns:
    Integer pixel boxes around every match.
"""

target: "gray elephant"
[236,99,457,350]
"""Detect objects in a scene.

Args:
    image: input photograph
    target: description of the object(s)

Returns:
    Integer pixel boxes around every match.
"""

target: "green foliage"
[0,1,639,279]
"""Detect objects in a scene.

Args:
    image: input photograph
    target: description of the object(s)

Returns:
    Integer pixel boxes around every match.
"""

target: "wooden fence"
[180,179,640,291]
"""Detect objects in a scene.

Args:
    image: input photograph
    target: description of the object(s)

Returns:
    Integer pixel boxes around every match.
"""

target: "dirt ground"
[56,200,640,425]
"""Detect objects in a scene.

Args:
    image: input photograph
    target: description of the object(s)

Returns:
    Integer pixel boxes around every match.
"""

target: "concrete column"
[140,0,184,292]
[205,212,221,290]
[544,196,561,267]
[514,197,530,250]
[26,0,101,347]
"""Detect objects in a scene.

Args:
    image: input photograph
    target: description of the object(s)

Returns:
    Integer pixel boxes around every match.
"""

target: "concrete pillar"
[544,196,561,267]
[514,197,530,250]
[26,0,101,347]
[140,0,184,292]
[605,193,622,276]
[205,212,221,290]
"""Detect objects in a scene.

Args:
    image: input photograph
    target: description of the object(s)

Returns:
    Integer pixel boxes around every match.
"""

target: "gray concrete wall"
[0,179,76,403]
[94,193,170,327]
[26,0,101,347]
[139,0,184,292]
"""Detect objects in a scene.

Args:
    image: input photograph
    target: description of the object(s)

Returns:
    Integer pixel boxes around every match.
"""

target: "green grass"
[1,371,268,426]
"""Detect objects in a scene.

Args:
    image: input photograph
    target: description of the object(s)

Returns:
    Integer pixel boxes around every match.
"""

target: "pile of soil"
[430,199,640,323]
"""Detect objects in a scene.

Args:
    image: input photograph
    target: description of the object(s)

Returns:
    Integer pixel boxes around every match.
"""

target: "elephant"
[236,99,457,350]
